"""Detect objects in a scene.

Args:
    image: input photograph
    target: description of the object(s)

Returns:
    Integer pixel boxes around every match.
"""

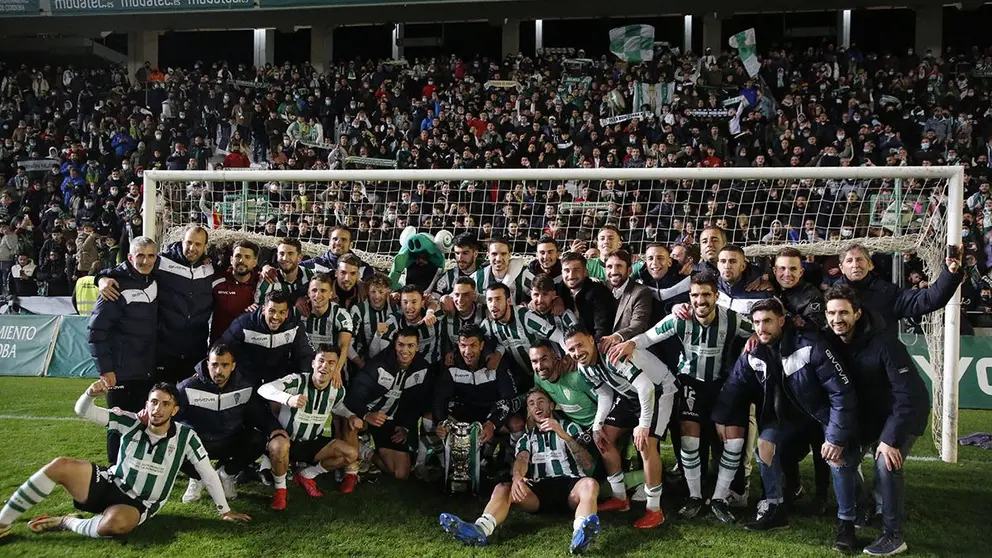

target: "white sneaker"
[182,479,204,503]
[218,470,238,500]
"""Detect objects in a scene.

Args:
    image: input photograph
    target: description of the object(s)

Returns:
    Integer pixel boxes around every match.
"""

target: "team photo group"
[0,221,959,556]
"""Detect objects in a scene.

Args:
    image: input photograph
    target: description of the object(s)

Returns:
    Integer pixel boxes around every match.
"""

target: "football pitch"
[0,377,989,558]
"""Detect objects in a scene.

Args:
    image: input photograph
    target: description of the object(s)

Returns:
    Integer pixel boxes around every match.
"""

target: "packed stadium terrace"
[0,41,982,556]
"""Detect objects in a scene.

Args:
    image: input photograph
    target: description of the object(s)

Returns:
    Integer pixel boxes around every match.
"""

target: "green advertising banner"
[51,0,252,16]
[49,316,99,379]
[900,334,992,410]
[0,316,59,377]
[0,0,40,15]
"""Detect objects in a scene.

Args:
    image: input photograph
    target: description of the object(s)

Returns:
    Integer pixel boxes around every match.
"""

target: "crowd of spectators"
[2,40,992,324]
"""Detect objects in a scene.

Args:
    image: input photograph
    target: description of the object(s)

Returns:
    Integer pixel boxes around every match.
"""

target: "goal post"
[143,165,965,463]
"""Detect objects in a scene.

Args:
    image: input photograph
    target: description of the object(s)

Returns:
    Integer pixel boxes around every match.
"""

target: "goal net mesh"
[155,171,952,451]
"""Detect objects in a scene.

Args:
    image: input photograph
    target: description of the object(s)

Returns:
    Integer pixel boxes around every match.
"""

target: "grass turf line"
[0,377,989,558]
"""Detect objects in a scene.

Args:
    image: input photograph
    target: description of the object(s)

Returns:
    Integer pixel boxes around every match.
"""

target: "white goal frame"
[143,166,965,463]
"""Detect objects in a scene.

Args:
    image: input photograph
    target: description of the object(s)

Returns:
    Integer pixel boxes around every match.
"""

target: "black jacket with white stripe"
[176,360,282,443]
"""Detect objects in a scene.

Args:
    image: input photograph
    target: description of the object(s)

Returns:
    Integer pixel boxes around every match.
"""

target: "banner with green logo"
[49,316,99,378]
[900,334,992,410]
[51,0,252,16]
[0,0,41,15]
[0,316,59,377]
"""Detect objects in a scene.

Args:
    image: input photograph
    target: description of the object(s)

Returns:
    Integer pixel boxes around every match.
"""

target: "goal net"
[141,166,964,463]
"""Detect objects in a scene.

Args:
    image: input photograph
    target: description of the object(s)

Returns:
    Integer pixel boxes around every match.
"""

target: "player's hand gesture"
[330,365,344,389]
[598,334,621,355]
[221,511,252,522]
[421,308,438,327]
[87,377,111,397]
[102,371,117,387]
[672,303,691,320]
[479,421,496,444]
[288,394,308,409]
[260,264,278,285]
[376,322,390,335]
[348,415,365,431]
[608,341,635,365]
[538,417,564,438]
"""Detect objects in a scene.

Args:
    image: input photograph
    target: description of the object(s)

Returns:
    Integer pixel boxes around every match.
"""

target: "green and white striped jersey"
[631,308,752,382]
[430,265,479,296]
[258,373,352,442]
[516,418,587,481]
[442,303,488,353]
[534,308,579,351]
[473,262,535,306]
[372,312,443,364]
[105,408,209,518]
[254,266,315,305]
[302,302,354,350]
[481,306,558,372]
[350,300,393,358]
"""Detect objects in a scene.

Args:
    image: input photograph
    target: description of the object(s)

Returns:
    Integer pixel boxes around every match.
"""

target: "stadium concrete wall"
[0,315,989,409]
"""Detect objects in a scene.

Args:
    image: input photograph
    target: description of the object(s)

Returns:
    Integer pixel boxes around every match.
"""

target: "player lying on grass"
[439,387,600,555]
[0,379,250,542]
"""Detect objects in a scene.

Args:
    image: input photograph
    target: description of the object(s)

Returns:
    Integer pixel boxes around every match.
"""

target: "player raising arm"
[0,379,249,542]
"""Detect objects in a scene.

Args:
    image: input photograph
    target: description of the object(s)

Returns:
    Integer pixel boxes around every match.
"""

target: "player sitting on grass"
[439,387,600,555]
[0,379,250,542]
[258,345,365,509]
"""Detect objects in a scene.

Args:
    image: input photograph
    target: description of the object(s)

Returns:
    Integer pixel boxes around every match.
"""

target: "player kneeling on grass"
[439,387,600,555]
[175,344,288,509]
[0,380,250,542]
[257,345,365,509]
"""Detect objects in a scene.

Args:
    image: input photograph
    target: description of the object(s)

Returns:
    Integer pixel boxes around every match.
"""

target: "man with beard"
[371,284,443,367]
[528,236,565,290]
[349,272,393,367]
[333,253,368,309]
[581,225,644,281]
[255,238,314,305]
[431,232,482,297]
[259,346,365,506]
[211,240,261,343]
[301,273,353,384]
[564,326,677,529]
[473,237,534,306]
[598,250,655,353]
[824,286,929,557]
[481,283,563,389]
[714,245,775,316]
[610,272,753,524]
[301,225,373,280]
[561,252,616,340]
[346,328,432,480]
[440,277,488,362]
[0,381,250,542]
[97,225,219,385]
[529,340,597,430]
[434,325,523,451]
[529,274,580,350]
[176,345,287,510]
[438,387,600,554]
[713,299,860,554]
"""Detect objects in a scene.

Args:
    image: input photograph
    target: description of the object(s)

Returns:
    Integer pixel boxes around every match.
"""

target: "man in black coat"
[824,285,930,557]
[837,243,962,334]
[560,251,616,340]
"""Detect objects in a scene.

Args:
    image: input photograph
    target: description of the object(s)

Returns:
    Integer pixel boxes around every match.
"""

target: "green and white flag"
[729,28,760,78]
[632,81,675,115]
[609,25,655,63]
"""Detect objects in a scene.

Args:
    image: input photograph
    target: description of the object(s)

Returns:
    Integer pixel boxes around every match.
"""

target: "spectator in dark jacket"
[824,286,929,556]
[35,249,71,296]
[175,344,287,503]
[345,327,431,481]
[218,290,314,386]
[713,299,859,547]
[87,235,158,464]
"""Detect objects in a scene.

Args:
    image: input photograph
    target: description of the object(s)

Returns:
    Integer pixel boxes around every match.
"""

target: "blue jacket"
[713,325,857,446]
[829,311,930,448]
[87,261,158,381]
[175,360,281,444]
[102,242,220,360]
[717,265,775,316]
[839,267,962,333]
[218,308,315,386]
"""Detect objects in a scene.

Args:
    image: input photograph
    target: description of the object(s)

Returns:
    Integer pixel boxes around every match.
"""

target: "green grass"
[0,377,989,557]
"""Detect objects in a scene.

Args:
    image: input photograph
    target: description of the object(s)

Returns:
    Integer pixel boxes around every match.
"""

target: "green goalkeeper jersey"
[533,368,598,429]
